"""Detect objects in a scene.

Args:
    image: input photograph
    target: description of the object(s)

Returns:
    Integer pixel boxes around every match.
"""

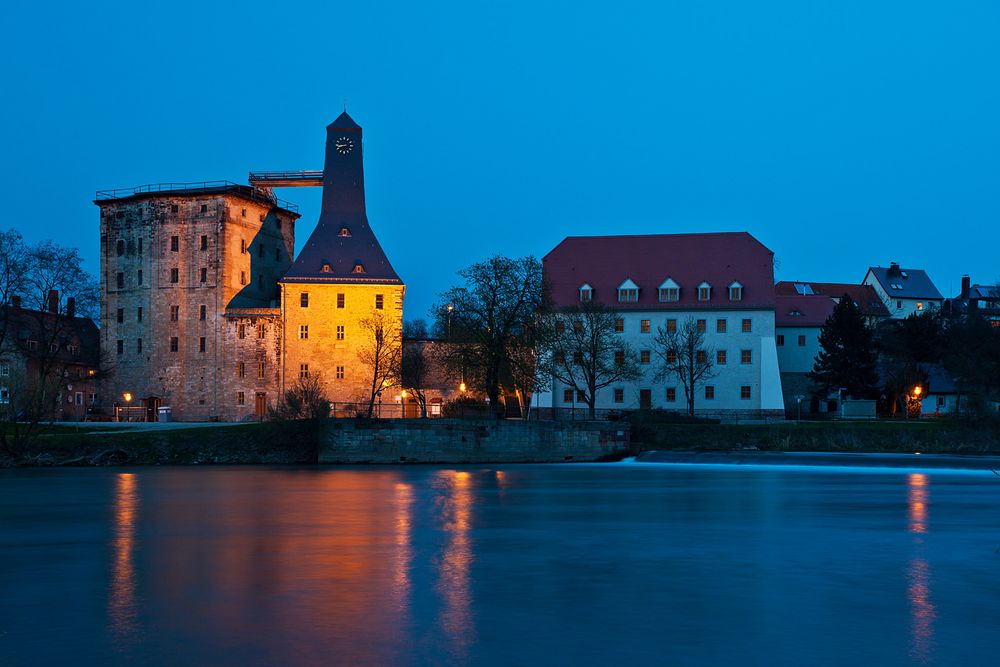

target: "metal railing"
[95,181,300,212]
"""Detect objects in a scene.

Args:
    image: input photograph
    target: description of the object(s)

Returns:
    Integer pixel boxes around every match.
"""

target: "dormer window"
[321,263,332,273]
[617,279,639,303]
[579,283,593,303]
[728,281,743,302]
[338,227,351,237]
[353,263,365,274]
[697,282,712,302]
[658,278,680,302]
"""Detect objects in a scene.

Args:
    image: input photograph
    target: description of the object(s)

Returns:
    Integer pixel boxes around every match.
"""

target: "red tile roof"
[774,295,835,327]
[775,281,890,317]
[543,232,776,311]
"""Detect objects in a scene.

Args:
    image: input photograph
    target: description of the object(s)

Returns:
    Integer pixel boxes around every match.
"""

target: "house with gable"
[863,263,943,319]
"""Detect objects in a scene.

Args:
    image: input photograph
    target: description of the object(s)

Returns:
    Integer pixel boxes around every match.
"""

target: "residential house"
[863,263,943,319]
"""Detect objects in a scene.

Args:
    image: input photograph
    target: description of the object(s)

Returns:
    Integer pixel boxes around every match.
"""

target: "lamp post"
[123,392,133,422]
[400,389,407,419]
[912,386,923,418]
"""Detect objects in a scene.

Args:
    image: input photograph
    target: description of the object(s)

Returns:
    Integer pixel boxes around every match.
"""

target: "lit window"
[300,364,309,379]
[353,263,365,274]
[916,302,924,311]
[336,366,345,380]
[322,263,332,273]
[339,227,351,237]
[717,350,727,365]
[741,349,752,364]
[563,389,574,403]
[336,325,345,340]
[614,319,624,333]
[717,319,727,333]
[741,319,752,333]
[640,319,650,333]
[300,325,309,339]
[740,386,752,400]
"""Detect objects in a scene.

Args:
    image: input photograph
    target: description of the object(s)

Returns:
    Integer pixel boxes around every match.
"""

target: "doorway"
[254,392,267,420]
[145,396,161,422]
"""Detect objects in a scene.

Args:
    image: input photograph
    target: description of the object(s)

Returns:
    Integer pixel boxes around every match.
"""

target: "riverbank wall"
[319,418,630,463]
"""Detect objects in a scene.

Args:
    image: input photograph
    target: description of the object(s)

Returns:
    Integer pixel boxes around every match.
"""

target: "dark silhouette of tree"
[878,312,943,417]
[540,302,640,419]
[433,255,545,418]
[808,295,879,400]
[941,312,1000,416]
[401,340,430,418]
[653,317,715,416]
[271,375,330,420]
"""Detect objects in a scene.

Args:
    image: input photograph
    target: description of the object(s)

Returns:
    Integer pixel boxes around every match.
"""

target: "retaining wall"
[319,418,630,463]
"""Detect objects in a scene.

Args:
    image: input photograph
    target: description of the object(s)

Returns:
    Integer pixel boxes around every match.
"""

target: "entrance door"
[145,396,161,423]
[254,392,267,420]
[639,389,652,410]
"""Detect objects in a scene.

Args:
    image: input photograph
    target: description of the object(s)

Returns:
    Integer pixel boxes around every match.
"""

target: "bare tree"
[401,340,430,418]
[271,374,330,421]
[358,312,402,418]
[653,317,716,416]
[434,255,545,417]
[540,303,641,418]
[0,230,29,355]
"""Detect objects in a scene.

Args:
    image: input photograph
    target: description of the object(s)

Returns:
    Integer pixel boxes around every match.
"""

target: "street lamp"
[123,392,132,422]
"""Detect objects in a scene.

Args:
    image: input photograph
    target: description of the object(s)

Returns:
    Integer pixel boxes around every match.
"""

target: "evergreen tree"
[807,296,879,399]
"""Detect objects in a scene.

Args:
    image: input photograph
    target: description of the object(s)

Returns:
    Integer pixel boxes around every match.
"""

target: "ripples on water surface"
[1,464,999,666]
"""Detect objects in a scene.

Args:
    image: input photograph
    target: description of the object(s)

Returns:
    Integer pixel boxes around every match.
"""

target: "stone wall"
[320,418,630,463]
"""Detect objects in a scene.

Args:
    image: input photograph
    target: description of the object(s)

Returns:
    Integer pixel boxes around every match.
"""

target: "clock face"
[335,136,354,155]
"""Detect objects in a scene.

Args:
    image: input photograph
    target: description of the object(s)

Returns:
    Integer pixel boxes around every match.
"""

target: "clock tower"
[279,112,405,404]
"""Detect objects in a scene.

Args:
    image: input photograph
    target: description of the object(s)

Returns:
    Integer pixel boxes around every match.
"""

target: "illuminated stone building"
[96,112,402,420]
[279,112,405,406]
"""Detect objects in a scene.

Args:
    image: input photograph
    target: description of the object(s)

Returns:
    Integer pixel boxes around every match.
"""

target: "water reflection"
[907,473,935,664]
[393,482,414,616]
[109,473,138,644]
[436,470,475,661]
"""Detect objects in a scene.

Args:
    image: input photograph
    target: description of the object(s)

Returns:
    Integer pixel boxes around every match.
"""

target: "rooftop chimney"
[961,275,971,300]
[48,290,59,314]
[66,297,76,318]
[887,262,901,278]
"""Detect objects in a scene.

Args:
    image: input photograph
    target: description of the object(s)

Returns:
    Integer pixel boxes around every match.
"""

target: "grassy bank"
[628,414,1000,454]
[2,420,319,467]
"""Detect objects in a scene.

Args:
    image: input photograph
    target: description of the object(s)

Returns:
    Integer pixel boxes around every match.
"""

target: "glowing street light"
[459,381,466,393]
[912,386,922,398]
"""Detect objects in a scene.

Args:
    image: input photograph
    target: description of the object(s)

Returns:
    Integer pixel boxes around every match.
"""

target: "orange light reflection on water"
[109,473,138,641]
[907,473,935,664]
[437,470,474,660]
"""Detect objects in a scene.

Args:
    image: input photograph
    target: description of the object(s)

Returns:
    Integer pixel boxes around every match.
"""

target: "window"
[375,294,384,310]
[577,390,586,402]
[614,388,624,403]
[705,385,715,400]
[237,391,245,406]
[697,284,711,301]
[201,204,208,213]
[741,349,752,364]
[741,386,752,400]
[257,324,265,339]
[798,334,806,347]
[916,301,924,311]
[137,269,143,285]
[258,244,264,259]
[117,308,124,323]
[666,387,677,402]
[116,339,123,355]
[728,283,743,301]
[116,239,125,256]
[614,319,624,333]
[136,338,143,354]
[241,239,247,254]
[717,350,727,365]
[197,268,206,283]
[716,319,727,333]
[741,319,752,333]
[776,334,784,346]
[75,392,82,406]
[614,351,625,365]
[138,238,143,255]
[299,325,309,339]
[300,292,309,308]
[197,305,205,321]
[69,345,79,356]
[238,324,245,339]
[300,364,309,379]
[618,288,638,303]
[242,208,247,218]
[896,300,902,309]
[658,287,680,302]
[137,307,143,322]
[667,349,677,364]
[170,268,179,283]
[170,337,178,352]
[640,319,651,333]
[336,366,345,380]
[337,294,345,308]
[117,272,125,289]
[336,226,352,238]
[170,236,179,252]
[353,263,365,274]
[640,350,651,364]
[580,285,593,302]
[666,319,677,333]
[0,365,8,377]
[336,325,345,340]
[170,305,179,321]
[322,263,332,273]
[240,271,247,285]
[563,389,574,403]
[238,362,245,378]
[200,235,208,251]
[696,319,707,333]
[257,362,265,379]
[696,350,707,364]
[199,337,206,353]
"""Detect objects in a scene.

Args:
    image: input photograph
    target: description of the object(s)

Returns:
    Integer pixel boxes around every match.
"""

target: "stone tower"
[279,112,405,407]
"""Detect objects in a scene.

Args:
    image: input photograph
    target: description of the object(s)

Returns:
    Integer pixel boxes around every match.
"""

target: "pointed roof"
[282,113,402,285]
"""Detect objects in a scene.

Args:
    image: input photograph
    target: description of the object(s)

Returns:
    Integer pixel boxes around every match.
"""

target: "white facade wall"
[551,309,784,413]
[775,326,822,374]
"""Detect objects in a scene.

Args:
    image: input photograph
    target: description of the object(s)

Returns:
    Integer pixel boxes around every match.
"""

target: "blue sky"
[3,0,998,319]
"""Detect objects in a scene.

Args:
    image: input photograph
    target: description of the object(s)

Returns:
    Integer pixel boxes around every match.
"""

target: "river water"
[1,463,999,666]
